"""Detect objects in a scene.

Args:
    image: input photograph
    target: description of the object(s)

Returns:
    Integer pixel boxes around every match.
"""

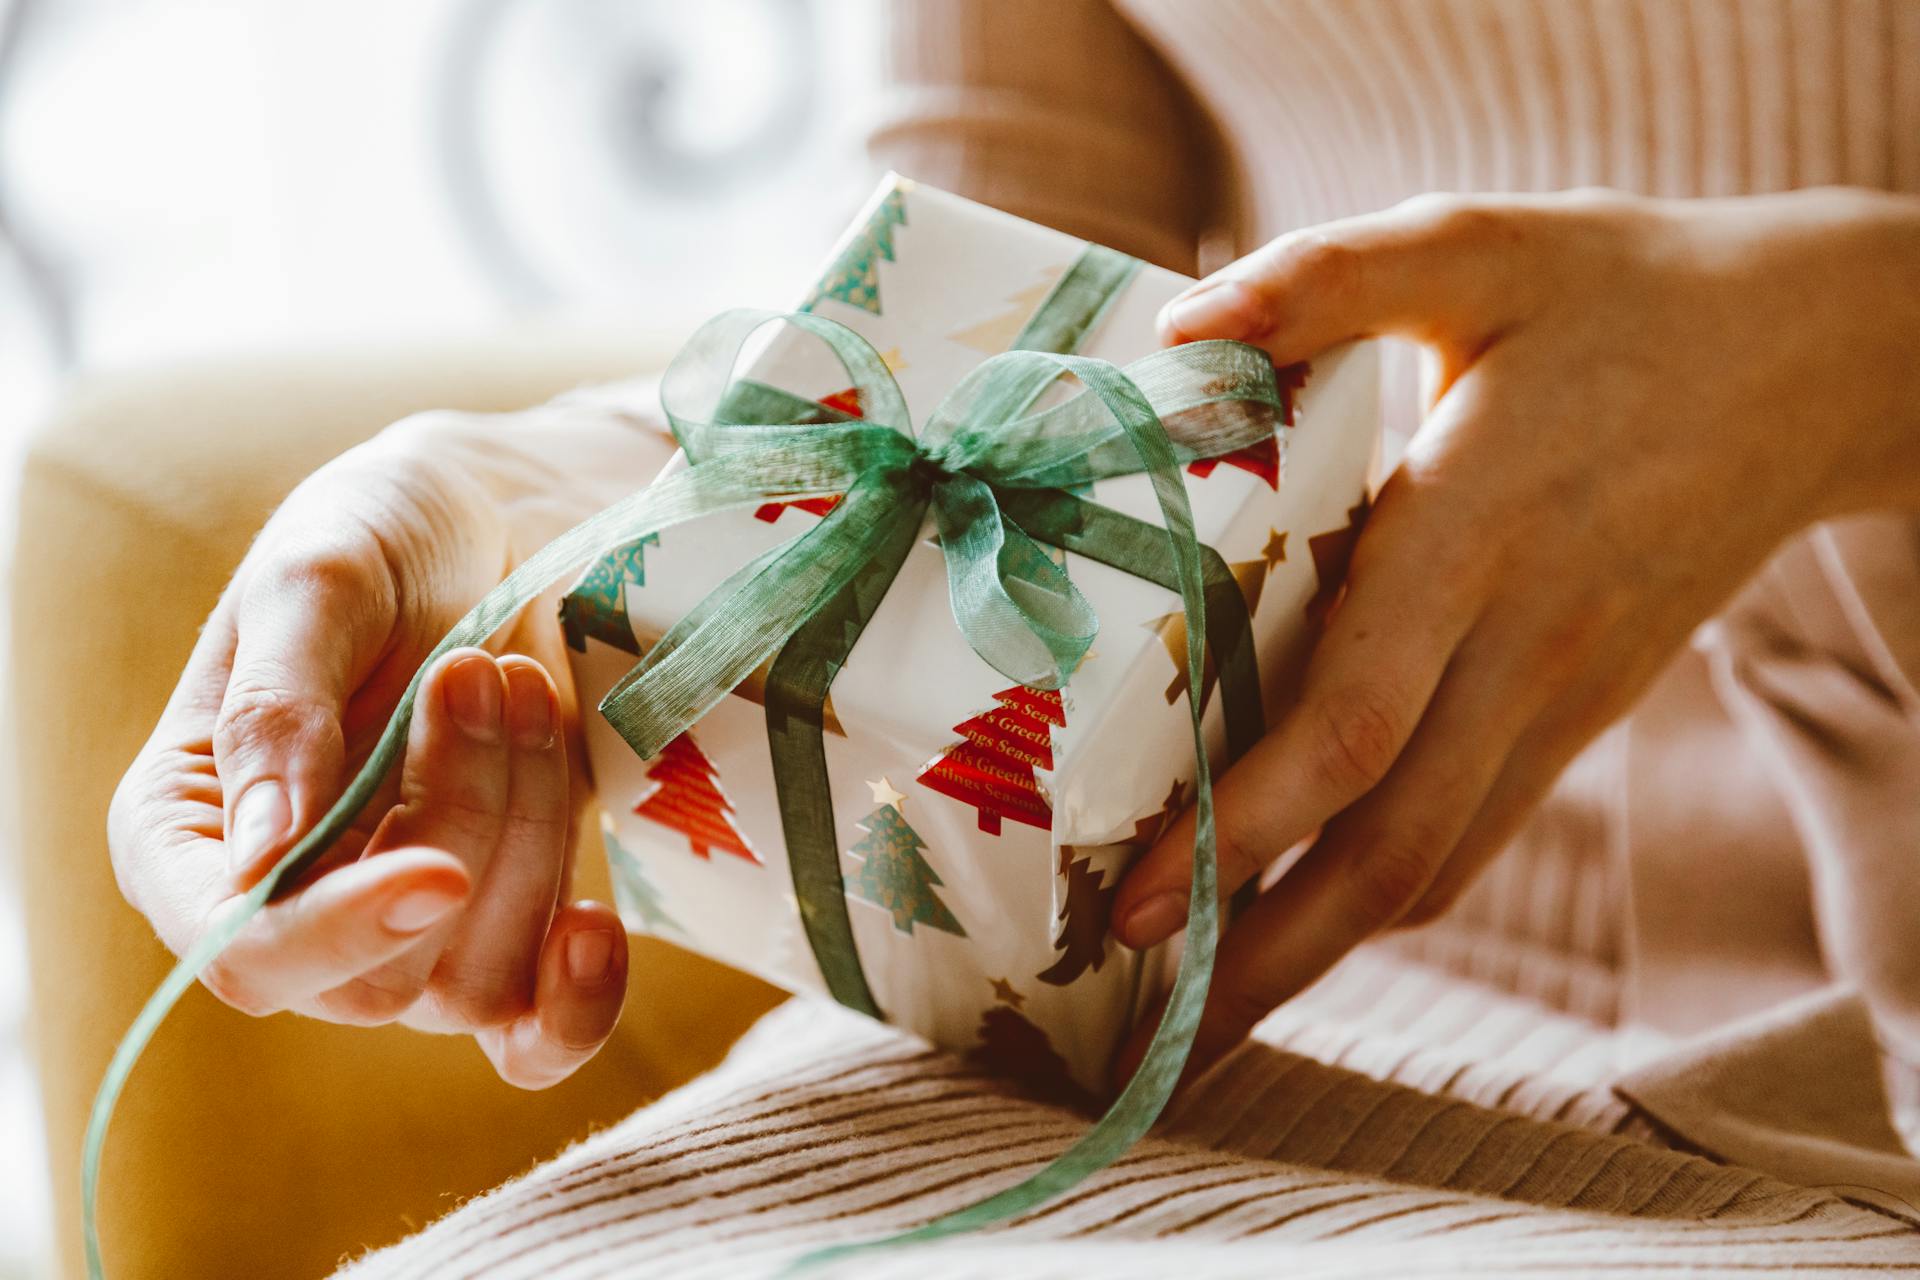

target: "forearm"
[1735,187,1920,518]
[1838,189,1920,513]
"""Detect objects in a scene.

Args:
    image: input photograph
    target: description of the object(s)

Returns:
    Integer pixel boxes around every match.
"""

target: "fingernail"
[1164,281,1267,342]
[445,655,503,742]
[1120,891,1187,947]
[567,929,616,985]
[228,780,290,877]
[505,666,556,749]
[382,885,463,933]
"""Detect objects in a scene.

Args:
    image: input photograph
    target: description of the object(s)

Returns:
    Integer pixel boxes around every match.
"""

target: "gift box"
[561,175,1379,1097]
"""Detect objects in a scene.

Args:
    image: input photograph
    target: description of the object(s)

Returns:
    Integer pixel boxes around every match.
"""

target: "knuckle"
[1397,883,1463,929]
[1214,978,1283,1041]
[1341,838,1439,928]
[315,975,418,1026]
[200,962,275,1018]
[1212,820,1268,888]
[1532,605,1611,687]
[1307,683,1407,796]
[105,760,152,874]
[1431,201,1520,251]
[256,543,375,604]
[1280,232,1367,302]
[214,683,338,760]
[1395,190,1471,225]
[1552,185,1633,217]
[410,794,511,844]
[384,409,483,455]
[429,958,533,1029]
[1394,192,1534,256]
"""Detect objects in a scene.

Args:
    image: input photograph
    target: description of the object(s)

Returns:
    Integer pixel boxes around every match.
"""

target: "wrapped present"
[85,174,1378,1276]
[560,175,1379,1096]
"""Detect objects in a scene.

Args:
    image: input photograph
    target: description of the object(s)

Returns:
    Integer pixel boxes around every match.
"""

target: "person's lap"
[332,797,1920,1278]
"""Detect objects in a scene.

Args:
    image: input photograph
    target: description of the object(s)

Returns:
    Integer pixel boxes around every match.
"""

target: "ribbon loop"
[928,472,1095,690]
[665,309,913,461]
[602,464,927,760]
[921,340,1283,490]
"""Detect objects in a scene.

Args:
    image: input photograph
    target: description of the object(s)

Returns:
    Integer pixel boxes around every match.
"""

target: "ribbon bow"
[601,304,1284,758]
[83,250,1287,1278]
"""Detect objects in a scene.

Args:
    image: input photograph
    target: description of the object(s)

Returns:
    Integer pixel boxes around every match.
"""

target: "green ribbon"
[81,248,1286,1279]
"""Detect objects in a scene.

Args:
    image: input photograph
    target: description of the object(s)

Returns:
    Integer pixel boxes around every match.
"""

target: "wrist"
[380,393,679,561]
[1817,189,1920,514]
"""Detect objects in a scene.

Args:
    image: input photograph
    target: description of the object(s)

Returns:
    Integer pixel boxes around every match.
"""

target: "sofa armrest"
[7,332,783,1280]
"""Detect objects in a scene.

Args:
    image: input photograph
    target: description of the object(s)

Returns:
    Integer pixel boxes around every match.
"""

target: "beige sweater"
[341,3,1920,1274]
[871,0,1920,1086]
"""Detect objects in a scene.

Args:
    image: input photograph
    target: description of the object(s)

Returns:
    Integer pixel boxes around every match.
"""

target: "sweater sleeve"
[867,0,1214,276]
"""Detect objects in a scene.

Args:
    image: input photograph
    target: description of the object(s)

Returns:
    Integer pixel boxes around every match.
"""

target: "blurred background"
[0,2,881,1275]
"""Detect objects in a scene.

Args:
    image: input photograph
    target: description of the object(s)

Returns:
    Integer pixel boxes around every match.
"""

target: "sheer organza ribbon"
[82,248,1285,1277]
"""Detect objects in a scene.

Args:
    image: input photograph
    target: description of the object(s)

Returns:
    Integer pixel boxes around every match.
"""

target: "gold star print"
[867,776,908,810]
[877,346,908,373]
[989,978,1025,1009]
[1263,527,1289,569]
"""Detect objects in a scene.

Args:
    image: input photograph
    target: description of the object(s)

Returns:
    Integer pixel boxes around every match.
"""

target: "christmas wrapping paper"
[562,175,1379,1097]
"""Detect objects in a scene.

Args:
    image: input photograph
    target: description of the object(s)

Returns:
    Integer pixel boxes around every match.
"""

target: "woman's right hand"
[109,413,630,1089]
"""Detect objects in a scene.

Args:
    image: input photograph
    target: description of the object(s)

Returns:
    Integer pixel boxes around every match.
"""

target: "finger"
[214,539,396,885]
[348,649,513,1024]
[425,657,569,1027]
[109,591,241,944]
[1396,735,1575,931]
[199,848,469,1017]
[477,900,628,1090]
[1113,401,1495,949]
[1158,193,1546,363]
[1402,628,1665,924]
[1114,627,1545,1085]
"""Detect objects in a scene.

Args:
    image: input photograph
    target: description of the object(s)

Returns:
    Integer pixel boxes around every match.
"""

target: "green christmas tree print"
[802,187,907,316]
[845,801,965,937]
[560,533,660,654]
[604,827,681,936]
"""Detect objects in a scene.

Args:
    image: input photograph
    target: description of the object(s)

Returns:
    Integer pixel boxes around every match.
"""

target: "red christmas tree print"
[1185,361,1309,489]
[754,387,859,523]
[633,731,761,864]
[916,685,1066,836]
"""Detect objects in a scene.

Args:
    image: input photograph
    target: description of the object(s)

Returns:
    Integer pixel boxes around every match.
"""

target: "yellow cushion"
[8,334,784,1280]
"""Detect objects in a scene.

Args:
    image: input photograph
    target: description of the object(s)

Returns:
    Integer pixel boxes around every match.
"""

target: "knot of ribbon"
[597,305,1286,762]
[82,248,1289,1279]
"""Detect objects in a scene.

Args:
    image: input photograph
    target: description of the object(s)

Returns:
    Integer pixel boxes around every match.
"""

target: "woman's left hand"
[1112,186,1920,1084]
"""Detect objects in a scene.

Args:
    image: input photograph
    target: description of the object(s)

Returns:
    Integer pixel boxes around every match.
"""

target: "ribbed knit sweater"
[339,4,1920,1274]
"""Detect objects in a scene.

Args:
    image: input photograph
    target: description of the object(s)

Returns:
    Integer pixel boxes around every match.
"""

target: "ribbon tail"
[997,486,1265,761]
[790,359,1227,1273]
[599,466,922,761]
[766,490,928,1020]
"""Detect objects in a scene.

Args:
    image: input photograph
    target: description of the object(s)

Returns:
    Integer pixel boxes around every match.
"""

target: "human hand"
[109,415,629,1089]
[1115,187,1920,1082]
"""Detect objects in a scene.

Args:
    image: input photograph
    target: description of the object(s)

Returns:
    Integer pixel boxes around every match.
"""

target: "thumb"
[214,546,394,884]
[1158,194,1541,364]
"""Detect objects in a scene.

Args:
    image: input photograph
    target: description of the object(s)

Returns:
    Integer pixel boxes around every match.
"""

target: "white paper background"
[571,177,1380,1089]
